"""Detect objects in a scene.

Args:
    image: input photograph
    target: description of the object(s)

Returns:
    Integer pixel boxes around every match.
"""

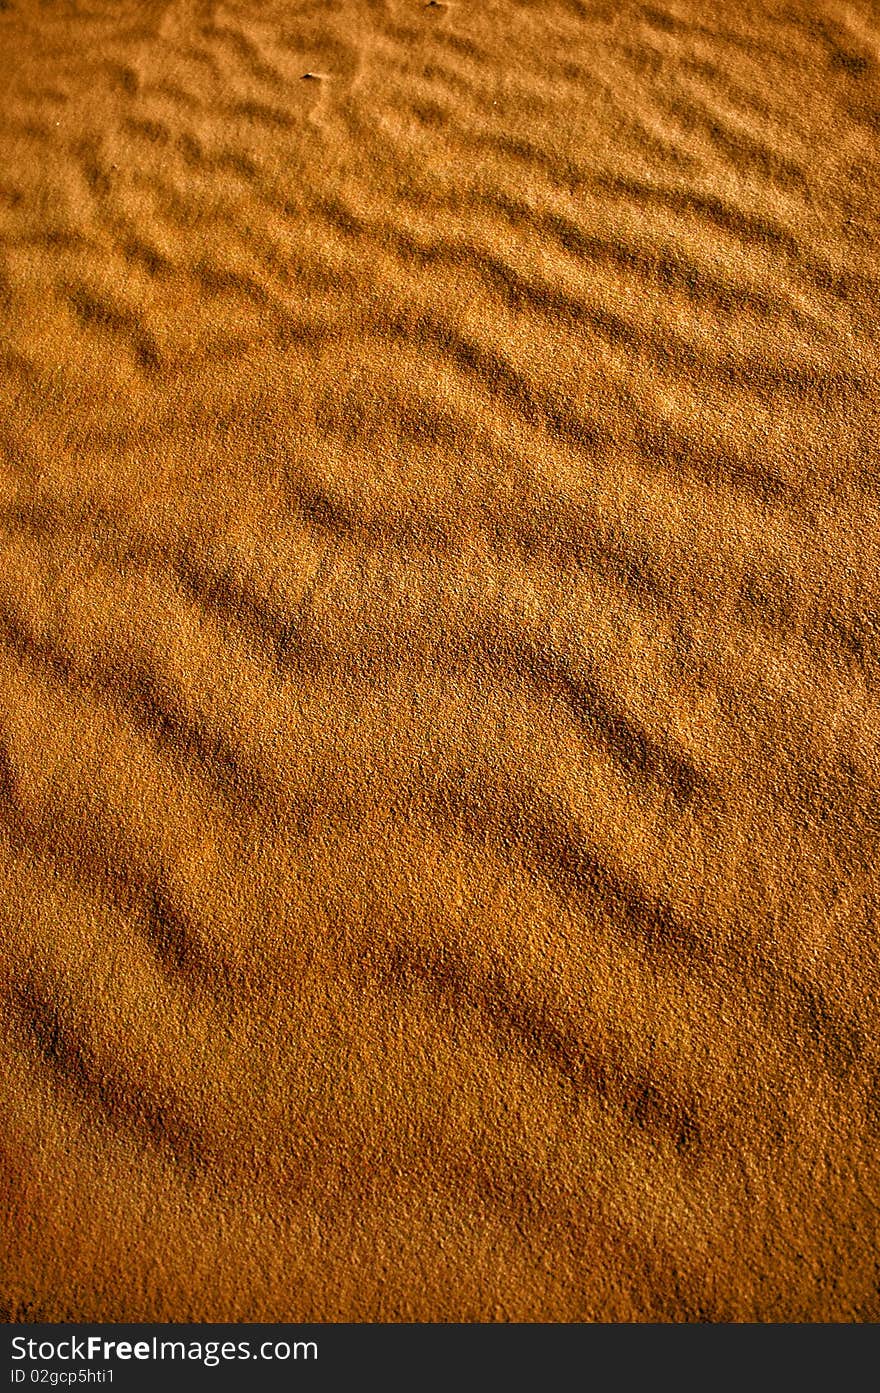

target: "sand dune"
[0,0,878,1321]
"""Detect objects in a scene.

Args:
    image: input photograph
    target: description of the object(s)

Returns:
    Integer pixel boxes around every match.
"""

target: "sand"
[0,0,878,1323]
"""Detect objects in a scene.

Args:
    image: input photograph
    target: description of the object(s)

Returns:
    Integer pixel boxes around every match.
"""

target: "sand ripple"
[0,0,878,1320]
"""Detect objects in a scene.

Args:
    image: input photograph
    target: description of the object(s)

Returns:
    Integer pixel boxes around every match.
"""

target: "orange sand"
[0,0,878,1322]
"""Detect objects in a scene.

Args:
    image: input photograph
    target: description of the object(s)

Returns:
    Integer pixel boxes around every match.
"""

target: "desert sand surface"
[0,0,878,1323]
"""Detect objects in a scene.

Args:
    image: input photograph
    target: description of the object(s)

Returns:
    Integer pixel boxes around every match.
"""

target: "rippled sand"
[0,0,878,1321]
